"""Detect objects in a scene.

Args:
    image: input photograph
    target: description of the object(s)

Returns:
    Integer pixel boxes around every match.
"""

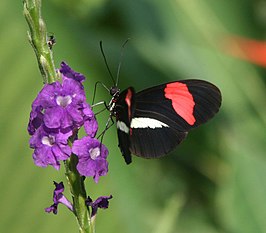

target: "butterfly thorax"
[109,86,120,116]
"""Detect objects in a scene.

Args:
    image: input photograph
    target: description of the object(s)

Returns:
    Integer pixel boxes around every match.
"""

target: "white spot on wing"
[131,117,169,129]
[117,121,130,133]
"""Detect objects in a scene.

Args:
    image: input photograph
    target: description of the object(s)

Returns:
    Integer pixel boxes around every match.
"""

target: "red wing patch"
[125,88,132,119]
[164,82,196,125]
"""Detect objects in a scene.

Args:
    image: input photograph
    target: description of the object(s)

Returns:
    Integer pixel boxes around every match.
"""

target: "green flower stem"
[65,155,94,233]
[23,0,59,83]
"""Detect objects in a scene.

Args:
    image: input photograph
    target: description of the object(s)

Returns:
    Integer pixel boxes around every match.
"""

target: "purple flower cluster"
[28,62,108,182]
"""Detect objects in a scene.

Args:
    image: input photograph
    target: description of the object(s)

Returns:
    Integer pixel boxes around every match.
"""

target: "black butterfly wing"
[129,123,188,159]
[115,87,135,164]
[129,79,222,158]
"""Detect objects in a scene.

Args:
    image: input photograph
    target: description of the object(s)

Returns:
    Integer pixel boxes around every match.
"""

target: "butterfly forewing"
[178,80,221,126]
[134,79,221,131]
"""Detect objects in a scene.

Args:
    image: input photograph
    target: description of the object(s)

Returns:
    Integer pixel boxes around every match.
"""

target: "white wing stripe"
[117,121,130,133]
[131,117,169,129]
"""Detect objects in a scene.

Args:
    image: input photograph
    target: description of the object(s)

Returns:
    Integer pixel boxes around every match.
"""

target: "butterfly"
[108,79,221,164]
[96,41,222,164]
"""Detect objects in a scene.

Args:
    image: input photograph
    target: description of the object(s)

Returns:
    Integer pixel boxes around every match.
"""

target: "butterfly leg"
[92,101,109,115]
[97,115,115,158]
[97,115,114,143]
[91,81,109,106]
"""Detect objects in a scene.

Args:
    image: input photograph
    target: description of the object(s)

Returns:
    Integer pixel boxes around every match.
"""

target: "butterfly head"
[109,86,120,98]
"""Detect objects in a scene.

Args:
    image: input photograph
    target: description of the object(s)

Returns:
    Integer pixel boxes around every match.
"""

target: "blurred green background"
[1,0,266,232]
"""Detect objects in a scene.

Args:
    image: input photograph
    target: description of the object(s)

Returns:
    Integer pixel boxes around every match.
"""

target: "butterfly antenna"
[116,38,130,86]
[100,41,116,86]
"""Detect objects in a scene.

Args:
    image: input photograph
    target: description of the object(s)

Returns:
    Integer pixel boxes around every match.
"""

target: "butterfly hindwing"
[129,124,188,158]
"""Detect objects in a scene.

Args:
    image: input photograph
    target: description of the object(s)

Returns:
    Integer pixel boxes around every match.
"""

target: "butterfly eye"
[109,86,120,96]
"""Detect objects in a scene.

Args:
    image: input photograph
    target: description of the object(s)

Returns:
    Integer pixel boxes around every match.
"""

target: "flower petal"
[44,107,64,129]
[33,146,60,170]
[60,62,86,83]
[84,118,98,137]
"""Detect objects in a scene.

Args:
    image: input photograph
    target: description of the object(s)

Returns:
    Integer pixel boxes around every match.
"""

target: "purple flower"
[30,126,72,170]
[60,62,85,83]
[45,182,73,214]
[72,137,108,182]
[86,195,112,217]
[28,78,92,133]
